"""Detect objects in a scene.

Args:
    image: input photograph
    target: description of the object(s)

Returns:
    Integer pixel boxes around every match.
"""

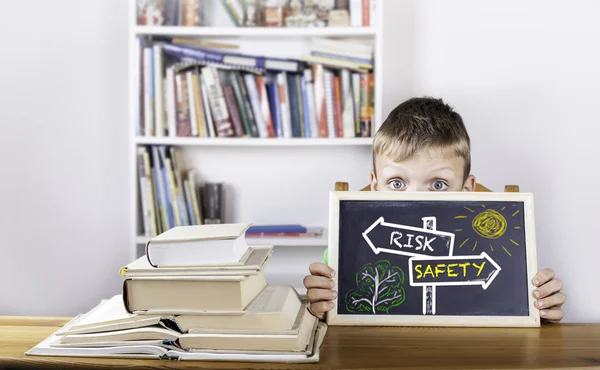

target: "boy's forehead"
[375,147,466,174]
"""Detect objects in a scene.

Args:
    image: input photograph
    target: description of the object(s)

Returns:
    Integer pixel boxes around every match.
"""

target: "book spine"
[169,147,190,226]
[186,71,199,136]
[183,179,196,225]
[137,148,152,236]
[166,67,177,137]
[201,67,234,137]
[243,73,268,138]
[360,73,370,137]
[162,150,182,227]
[362,0,370,26]
[143,47,154,136]
[229,71,252,136]
[295,74,306,137]
[237,72,259,137]
[151,146,171,231]
[202,183,223,224]
[174,72,192,136]
[199,74,216,138]
[312,65,328,137]
[287,74,301,138]
[323,70,336,138]
[340,69,355,138]
[135,38,143,136]
[277,73,292,138]
[266,82,283,137]
[142,148,158,236]
[333,74,344,138]
[191,70,206,137]
[256,76,275,137]
[223,84,245,137]
[300,75,311,138]
[303,69,319,138]
[352,72,361,137]
[368,72,374,136]
[153,45,165,137]
[187,169,202,225]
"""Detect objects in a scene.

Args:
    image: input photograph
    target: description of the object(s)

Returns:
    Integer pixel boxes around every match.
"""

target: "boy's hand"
[303,262,337,320]
[533,268,566,322]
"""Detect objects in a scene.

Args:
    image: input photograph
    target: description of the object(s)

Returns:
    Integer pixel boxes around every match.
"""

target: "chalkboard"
[326,191,539,327]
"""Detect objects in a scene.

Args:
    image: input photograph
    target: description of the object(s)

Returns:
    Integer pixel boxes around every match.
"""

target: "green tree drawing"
[345,260,405,314]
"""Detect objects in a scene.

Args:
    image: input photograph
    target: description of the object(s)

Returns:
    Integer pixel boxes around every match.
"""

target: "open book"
[27,292,327,363]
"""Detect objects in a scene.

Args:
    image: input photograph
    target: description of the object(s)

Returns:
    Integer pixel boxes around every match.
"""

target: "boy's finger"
[309,262,335,277]
[536,292,566,310]
[533,268,555,286]
[307,288,337,303]
[303,275,334,290]
[309,301,335,317]
[533,278,563,299]
[540,307,564,322]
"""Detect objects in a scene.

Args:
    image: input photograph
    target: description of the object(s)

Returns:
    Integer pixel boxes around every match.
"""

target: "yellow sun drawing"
[454,205,523,257]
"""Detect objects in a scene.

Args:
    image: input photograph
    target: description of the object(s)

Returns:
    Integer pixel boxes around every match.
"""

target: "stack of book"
[136,39,374,139]
[27,223,327,363]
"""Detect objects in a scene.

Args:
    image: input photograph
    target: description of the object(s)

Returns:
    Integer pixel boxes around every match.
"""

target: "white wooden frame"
[326,191,540,327]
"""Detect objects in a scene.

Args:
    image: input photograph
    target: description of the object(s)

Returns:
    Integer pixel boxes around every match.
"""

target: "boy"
[304,97,566,322]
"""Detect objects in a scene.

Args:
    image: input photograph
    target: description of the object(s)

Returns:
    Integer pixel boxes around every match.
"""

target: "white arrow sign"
[362,216,455,258]
[408,252,502,290]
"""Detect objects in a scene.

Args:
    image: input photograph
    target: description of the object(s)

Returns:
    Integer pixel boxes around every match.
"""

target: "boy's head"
[370,97,476,192]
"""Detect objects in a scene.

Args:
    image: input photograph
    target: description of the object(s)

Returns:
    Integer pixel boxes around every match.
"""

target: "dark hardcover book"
[228,71,253,136]
[266,81,283,137]
[223,85,245,137]
[236,72,259,138]
[287,74,301,138]
[294,74,305,138]
[202,183,223,224]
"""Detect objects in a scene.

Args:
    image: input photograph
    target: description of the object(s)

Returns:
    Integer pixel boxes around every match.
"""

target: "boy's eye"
[387,179,406,190]
[431,180,449,191]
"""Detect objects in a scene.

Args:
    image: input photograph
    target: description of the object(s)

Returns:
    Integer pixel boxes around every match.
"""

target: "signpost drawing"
[362,216,502,315]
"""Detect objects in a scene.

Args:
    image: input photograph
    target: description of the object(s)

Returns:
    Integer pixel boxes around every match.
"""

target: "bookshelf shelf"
[135,26,377,38]
[135,234,329,248]
[134,137,372,147]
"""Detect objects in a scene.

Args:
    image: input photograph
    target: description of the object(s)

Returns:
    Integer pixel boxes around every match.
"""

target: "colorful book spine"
[243,73,268,138]
[266,82,283,137]
[312,65,328,138]
[287,74,301,138]
[256,76,275,137]
[300,75,311,138]
[174,72,192,136]
[201,67,234,137]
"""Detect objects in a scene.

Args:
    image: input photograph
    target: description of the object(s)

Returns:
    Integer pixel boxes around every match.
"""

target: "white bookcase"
[128,0,384,295]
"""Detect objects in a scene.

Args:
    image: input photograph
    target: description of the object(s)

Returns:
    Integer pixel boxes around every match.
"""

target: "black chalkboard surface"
[326,191,539,327]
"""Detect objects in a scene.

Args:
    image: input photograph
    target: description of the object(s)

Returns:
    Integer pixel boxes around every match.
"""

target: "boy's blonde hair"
[373,97,471,181]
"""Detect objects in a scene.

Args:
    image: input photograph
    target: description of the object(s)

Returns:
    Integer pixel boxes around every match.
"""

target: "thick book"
[59,286,301,336]
[122,246,273,277]
[123,269,267,314]
[26,300,327,363]
[145,223,251,267]
[64,298,315,351]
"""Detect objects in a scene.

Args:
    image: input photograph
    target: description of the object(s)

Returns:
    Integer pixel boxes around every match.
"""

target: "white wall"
[383,0,600,322]
[0,0,130,316]
[1,0,598,322]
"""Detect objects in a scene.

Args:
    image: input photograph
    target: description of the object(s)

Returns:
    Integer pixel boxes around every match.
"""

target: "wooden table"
[1,317,600,369]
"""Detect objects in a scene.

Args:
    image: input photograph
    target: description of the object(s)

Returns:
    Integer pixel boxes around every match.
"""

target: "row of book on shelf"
[27,223,326,362]
[137,0,376,28]
[136,37,375,139]
[137,145,223,237]
[137,144,325,238]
